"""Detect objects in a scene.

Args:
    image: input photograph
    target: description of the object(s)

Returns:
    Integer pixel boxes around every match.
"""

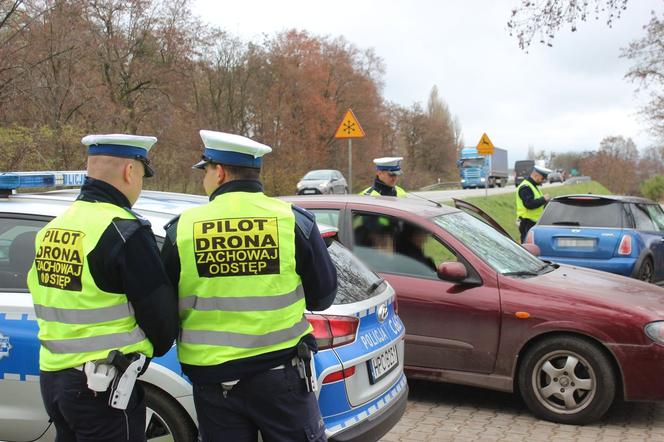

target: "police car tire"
[143,383,198,441]
[518,336,615,425]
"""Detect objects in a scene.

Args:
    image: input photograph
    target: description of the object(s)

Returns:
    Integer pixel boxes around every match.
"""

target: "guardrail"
[418,181,460,191]
[564,176,591,185]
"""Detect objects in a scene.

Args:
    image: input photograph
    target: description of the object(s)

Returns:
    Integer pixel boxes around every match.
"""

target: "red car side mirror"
[522,243,541,257]
[437,262,468,283]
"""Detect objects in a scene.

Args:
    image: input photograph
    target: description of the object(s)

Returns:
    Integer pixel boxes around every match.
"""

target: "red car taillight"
[618,234,632,255]
[306,314,359,350]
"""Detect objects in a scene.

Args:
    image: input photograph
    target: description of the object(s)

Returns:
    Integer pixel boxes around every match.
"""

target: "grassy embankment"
[444,181,612,242]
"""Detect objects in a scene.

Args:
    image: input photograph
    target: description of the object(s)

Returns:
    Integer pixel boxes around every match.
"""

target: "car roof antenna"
[409,192,442,208]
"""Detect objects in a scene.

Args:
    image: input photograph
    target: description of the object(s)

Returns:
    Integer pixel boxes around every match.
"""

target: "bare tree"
[507,0,629,49]
[622,11,664,138]
[580,135,640,193]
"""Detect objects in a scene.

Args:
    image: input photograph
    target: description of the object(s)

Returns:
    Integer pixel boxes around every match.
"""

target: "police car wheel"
[143,383,197,441]
[518,336,615,425]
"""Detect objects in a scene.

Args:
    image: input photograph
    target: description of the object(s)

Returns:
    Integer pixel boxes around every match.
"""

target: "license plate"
[367,345,398,384]
[557,238,595,248]
[302,189,316,194]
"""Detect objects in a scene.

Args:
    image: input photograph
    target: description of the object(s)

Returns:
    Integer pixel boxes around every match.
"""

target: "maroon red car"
[284,194,664,425]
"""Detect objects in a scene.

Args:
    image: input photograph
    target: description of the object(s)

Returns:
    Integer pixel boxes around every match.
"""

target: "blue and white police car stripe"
[0,313,40,381]
[353,295,396,319]
[326,373,407,434]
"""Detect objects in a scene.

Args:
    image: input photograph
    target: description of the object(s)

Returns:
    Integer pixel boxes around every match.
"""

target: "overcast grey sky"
[193,0,659,163]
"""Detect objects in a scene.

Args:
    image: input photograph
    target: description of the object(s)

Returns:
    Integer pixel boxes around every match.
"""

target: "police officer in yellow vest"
[27,134,179,441]
[516,165,551,243]
[361,157,407,197]
[160,130,337,441]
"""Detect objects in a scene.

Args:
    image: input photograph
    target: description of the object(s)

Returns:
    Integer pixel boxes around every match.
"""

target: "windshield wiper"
[367,278,385,294]
[537,263,556,274]
[552,221,580,226]
[505,263,556,278]
[502,270,539,277]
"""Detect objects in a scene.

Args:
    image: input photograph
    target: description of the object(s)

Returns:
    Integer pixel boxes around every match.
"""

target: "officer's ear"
[215,164,227,185]
[123,160,141,185]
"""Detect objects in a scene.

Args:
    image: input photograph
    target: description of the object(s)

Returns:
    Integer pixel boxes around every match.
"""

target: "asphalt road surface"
[411,182,565,202]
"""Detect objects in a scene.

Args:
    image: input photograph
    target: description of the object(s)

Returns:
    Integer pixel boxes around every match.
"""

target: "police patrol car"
[0,171,407,441]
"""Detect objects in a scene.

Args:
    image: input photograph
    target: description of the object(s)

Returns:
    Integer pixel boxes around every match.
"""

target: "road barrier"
[419,181,460,191]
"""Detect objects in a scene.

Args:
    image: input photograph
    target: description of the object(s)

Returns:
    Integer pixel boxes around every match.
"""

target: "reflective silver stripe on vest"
[34,303,134,324]
[180,316,310,349]
[179,286,304,312]
[40,328,146,354]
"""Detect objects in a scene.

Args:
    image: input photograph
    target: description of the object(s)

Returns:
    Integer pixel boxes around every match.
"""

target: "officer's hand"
[544,194,551,202]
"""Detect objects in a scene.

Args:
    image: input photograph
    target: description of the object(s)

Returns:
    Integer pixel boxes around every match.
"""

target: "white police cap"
[533,165,552,177]
[193,130,272,170]
[81,134,157,177]
[374,157,403,175]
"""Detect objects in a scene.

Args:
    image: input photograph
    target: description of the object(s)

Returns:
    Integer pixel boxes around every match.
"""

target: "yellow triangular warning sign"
[476,132,494,155]
[334,109,366,139]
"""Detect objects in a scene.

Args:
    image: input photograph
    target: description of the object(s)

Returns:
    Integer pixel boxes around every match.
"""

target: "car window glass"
[0,218,46,291]
[434,212,543,274]
[644,205,664,232]
[303,170,332,180]
[538,200,623,228]
[327,241,384,304]
[631,204,657,231]
[352,213,453,278]
[309,209,340,228]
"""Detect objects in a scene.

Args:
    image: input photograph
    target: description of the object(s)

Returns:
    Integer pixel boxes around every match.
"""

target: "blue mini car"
[0,171,407,441]
[527,194,664,284]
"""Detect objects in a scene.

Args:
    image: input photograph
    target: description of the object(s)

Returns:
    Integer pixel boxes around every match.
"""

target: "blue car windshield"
[433,212,544,275]
[538,200,623,228]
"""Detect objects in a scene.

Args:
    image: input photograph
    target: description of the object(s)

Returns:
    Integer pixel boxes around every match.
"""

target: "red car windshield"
[434,212,545,275]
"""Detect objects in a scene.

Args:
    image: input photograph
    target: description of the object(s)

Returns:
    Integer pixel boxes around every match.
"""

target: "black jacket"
[77,177,179,357]
[160,179,338,383]
[365,176,397,196]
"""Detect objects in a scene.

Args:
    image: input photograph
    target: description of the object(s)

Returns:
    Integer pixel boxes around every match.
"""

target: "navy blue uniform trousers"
[40,369,145,442]
[193,363,326,442]
[519,218,536,243]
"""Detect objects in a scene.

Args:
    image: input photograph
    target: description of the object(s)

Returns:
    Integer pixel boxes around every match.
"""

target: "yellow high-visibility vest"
[175,191,310,366]
[360,185,407,197]
[516,179,544,222]
[27,201,153,371]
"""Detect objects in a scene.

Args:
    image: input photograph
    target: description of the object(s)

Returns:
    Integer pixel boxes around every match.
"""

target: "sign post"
[334,109,365,192]
[476,133,495,198]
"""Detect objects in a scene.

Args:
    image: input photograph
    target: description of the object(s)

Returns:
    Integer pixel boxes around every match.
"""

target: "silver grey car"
[297,169,348,195]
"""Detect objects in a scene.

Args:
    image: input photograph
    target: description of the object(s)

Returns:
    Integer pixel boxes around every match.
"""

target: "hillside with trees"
[0,0,463,194]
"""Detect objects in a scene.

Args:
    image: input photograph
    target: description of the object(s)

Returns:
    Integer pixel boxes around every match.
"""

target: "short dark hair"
[221,163,261,181]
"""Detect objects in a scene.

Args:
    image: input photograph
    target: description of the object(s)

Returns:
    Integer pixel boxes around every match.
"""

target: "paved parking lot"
[382,380,664,441]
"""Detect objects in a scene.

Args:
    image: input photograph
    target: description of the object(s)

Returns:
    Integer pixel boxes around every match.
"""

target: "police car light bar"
[0,171,87,193]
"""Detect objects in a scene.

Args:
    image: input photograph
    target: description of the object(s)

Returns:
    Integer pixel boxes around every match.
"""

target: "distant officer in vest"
[160,130,337,441]
[27,134,179,441]
[361,156,407,197]
[516,165,551,243]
